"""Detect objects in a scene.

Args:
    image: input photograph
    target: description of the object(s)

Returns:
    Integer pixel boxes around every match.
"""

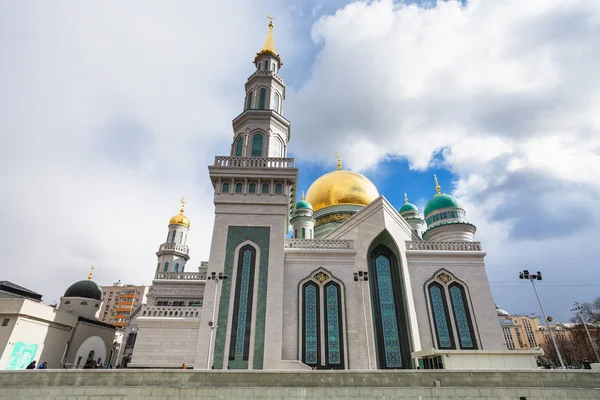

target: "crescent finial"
[180,197,186,214]
[88,265,95,280]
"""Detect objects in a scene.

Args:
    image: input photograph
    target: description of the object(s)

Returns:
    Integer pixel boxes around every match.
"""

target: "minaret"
[398,193,425,239]
[197,17,298,370]
[231,15,290,159]
[291,192,315,239]
[155,198,191,276]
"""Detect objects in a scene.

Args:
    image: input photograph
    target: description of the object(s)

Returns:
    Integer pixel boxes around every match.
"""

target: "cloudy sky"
[1,0,599,322]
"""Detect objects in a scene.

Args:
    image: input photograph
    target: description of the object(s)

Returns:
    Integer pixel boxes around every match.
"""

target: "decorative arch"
[259,87,267,109]
[367,234,412,369]
[222,182,230,193]
[235,137,244,156]
[246,91,253,110]
[273,92,280,113]
[298,268,347,369]
[235,182,243,193]
[251,133,264,157]
[424,270,479,350]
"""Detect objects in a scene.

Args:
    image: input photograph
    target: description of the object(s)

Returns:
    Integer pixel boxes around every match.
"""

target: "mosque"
[125,20,540,370]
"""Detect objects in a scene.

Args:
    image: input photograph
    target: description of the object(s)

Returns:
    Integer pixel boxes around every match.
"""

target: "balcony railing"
[154,272,206,280]
[158,242,190,254]
[140,305,201,319]
[284,239,354,249]
[405,241,482,251]
[213,156,295,169]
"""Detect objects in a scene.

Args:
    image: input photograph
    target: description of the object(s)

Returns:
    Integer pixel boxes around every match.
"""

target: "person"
[181,363,187,369]
[106,364,112,369]
[37,362,48,369]
[26,361,36,369]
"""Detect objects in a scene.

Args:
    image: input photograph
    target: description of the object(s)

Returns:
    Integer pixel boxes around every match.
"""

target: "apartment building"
[496,305,542,350]
[100,281,148,327]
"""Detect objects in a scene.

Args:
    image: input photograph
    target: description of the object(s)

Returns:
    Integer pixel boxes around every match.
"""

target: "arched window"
[235,138,244,156]
[246,92,253,110]
[273,92,280,113]
[259,88,267,110]
[368,247,411,369]
[235,182,243,193]
[86,350,95,363]
[65,300,71,305]
[251,134,263,157]
[302,282,320,367]
[156,263,160,272]
[164,262,169,272]
[294,229,298,238]
[248,183,256,193]
[449,284,477,349]
[80,301,88,306]
[222,182,230,193]
[275,183,283,194]
[261,183,269,193]
[174,263,179,272]
[324,282,344,368]
[271,63,276,72]
[179,231,183,244]
[171,231,176,242]
[229,245,257,360]
[310,229,313,239]
[302,228,306,239]
[428,283,455,349]
[263,60,268,71]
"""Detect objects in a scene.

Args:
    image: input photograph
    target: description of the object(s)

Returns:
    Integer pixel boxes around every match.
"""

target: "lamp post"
[519,270,565,368]
[571,301,600,363]
[354,270,372,370]
[206,271,228,369]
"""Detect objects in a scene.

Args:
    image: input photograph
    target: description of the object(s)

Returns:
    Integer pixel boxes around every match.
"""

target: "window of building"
[259,88,267,109]
[302,227,306,239]
[179,231,183,244]
[222,182,230,193]
[428,283,455,349]
[174,263,179,272]
[94,304,99,308]
[275,183,283,194]
[65,301,71,305]
[80,301,88,305]
[273,92,280,113]
[251,134,263,157]
[164,262,169,272]
[271,62,276,72]
[261,183,269,193]
[246,91,253,110]
[523,319,537,348]
[449,284,477,349]
[263,60,268,71]
[515,327,525,348]
[235,138,244,156]
[248,183,256,193]
[235,182,243,193]
[503,327,516,350]
[171,230,176,242]
[1,318,9,327]
[294,229,298,238]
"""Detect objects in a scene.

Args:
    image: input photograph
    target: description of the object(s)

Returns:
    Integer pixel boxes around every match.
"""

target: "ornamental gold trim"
[314,272,329,283]
[436,272,452,283]
[315,213,352,228]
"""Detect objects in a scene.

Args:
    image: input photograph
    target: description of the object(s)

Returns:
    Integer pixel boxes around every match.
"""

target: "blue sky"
[1,0,600,323]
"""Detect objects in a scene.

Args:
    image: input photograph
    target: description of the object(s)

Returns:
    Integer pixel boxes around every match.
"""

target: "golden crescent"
[180,197,186,204]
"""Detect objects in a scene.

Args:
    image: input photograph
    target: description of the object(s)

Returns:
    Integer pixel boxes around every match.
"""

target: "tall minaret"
[196,17,298,370]
[155,198,191,276]
[231,15,290,159]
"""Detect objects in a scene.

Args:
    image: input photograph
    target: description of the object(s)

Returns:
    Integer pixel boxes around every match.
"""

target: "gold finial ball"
[169,198,190,228]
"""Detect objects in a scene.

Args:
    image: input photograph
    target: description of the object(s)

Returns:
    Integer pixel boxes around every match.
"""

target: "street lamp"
[354,270,372,370]
[206,271,228,369]
[571,301,600,363]
[519,270,565,368]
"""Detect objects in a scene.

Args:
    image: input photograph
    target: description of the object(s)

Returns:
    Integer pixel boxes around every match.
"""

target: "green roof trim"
[296,200,313,210]
[424,193,461,216]
[424,220,476,234]
[399,203,418,213]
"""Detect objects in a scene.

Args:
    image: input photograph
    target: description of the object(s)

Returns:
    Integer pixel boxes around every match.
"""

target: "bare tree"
[570,296,600,324]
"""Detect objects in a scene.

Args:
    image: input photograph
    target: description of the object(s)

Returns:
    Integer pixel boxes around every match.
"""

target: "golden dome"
[305,170,380,212]
[169,197,190,228]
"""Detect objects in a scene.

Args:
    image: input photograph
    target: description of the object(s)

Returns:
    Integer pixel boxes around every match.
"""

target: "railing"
[154,272,206,280]
[284,239,354,249]
[140,305,202,318]
[405,241,482,251]
[158,242,189,254]
[247,70,284,84]
[213,156,295,169]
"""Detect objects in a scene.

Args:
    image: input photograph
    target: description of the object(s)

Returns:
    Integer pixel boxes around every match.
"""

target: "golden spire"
[404,193,409,204]
[88,265,95,280]
[434,174,441,195]
[262,15,277,54]
[302,191,305,200]
[334,152,342,171]
[180,197,186,214]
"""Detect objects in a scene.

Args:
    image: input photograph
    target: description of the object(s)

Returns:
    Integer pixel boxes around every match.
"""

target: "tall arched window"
[368,247,411,369]
[302,228,306,239]
[229,245,257,361]
[294,229,298,238]
[275,183,283,193]
[273,92,280,113]
[174,263,179,272]
[300,273,345,369]
[428,283,454,349]
[248,183,256,193]
[222,182,230,193]
[449,284,476,349]
[246,92,253,110]
[302,282,320,367]
[251,134,263,157]
[235,138,244,156]
[171,231,176,242]
[263,60,268,71]
[164,262,169,272]
[179,231,183,244]
[259,88,267,109]
[235,182,243,193]
[261,183,269,193]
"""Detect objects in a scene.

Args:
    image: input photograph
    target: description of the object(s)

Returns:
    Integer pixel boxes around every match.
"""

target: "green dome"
[64,280,102,301]
[424,194,461,216]
[399,202,418,214]
[296,200,313,210]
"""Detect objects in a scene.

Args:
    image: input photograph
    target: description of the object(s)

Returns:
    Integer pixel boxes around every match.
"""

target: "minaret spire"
[434,174,441,196]
[88,265,95,280]
[335,152,342,171]
[262,15,277,55]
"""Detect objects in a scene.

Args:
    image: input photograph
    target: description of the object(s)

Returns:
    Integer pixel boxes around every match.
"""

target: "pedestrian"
[106,364,112,369]
[26,360,36,369]
[181,363,187,369]
[37,362,48,369]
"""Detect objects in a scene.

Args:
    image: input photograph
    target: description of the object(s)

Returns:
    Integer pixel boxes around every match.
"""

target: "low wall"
[0,370,598,399]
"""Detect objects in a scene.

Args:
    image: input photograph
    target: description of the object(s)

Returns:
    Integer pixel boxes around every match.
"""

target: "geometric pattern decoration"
[428,284,453,348]
[326,284,341,365]
[304,284,319,365]
[375,255,403,368]
[234,249,252,357]
[436,272,452,284]
[450,285,475,348]
[314,271,329,283]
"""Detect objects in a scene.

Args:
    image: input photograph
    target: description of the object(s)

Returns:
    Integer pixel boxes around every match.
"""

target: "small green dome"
[296,200,313,210]
[64,280,102,301]
[424,194,461,216]
[399,203,418,214]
